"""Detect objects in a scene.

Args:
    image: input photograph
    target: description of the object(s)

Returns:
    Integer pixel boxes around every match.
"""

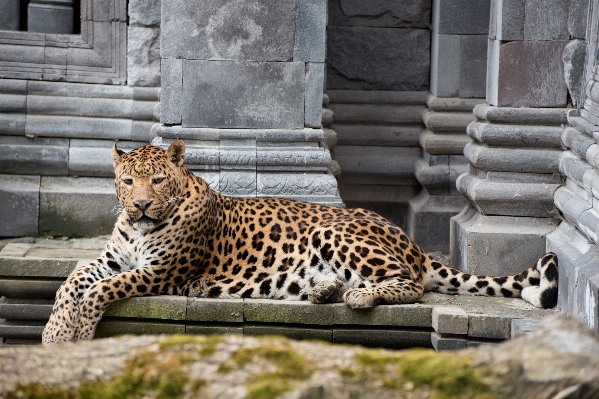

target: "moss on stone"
[342,348,497,399]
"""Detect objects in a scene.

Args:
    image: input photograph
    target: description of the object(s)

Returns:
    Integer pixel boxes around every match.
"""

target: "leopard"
[42,139,559,344]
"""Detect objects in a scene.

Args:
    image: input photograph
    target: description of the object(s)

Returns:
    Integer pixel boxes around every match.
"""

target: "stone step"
[0,236,559,349]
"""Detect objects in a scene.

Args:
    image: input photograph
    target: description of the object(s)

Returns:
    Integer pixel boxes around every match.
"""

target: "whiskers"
[112,205,126,216]
[164,196,181,207]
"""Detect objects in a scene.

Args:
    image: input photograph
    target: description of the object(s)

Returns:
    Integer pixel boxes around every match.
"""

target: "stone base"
[407,189,466,253]
[450,206,559,275]
[546,222,599,332]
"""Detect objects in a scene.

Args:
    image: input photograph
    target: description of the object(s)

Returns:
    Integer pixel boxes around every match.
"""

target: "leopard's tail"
[421,252,558,309]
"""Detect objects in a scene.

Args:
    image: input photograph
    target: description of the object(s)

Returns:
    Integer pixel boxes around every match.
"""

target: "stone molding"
[0,0,127,84]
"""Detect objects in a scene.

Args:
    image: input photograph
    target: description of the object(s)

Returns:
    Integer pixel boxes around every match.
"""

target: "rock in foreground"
[1,315,598,399]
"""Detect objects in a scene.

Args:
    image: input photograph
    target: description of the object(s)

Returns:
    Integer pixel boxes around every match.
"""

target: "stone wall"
[326,0,431,228]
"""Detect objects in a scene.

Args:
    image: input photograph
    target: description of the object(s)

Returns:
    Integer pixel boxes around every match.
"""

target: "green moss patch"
[341,348,496,399]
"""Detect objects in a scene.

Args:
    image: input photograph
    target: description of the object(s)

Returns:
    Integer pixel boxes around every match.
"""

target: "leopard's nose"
[133,199,153,210]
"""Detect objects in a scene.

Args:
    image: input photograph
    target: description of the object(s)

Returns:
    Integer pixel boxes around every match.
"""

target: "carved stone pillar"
[0,0,20,31]
[155,0,342,205]
[28,0,74,34]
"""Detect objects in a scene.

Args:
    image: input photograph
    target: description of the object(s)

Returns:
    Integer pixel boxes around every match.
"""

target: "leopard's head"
[112,140,187,232]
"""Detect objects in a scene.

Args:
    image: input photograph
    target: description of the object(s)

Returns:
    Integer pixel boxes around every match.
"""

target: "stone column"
[28,0,74,34]
[407,0,489,253]
[0,0,20,31]
[155,0,342,205]
[450,0,573,275]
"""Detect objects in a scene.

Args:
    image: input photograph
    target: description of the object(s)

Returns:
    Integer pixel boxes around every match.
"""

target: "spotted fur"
[42,140,559,344]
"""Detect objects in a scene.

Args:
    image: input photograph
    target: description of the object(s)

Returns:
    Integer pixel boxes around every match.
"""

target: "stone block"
[459,35,487,98]
[328,103,425,125]
[27,95,133,119]
[432,306,469,335]
[333,328,433,349]
[26,115,133,140]
[0,136,69,176]
[0,175,40,237]
[450,208,558,275]
[305,63,325,128]
[131,121,156,142]
[523,0,569,40]
[432,0,491,35]
[39,177,118,237]
[244,324,333,342]
[127,26,161,87]
[467,121,563,148]
[569,0,589,39]
[161,0,295,61]
[327,26,430,91]
[468,314,511,339]
[431,333,468,351]
[333,303,432,327]
[489,0,525,41]
[182,60,304,129]
[333,125,421,147]
[160,58,182,125]
[28,3,74,34]
[464,143,561,174]
[256,173,341,204]
[294,0,326,62]
[69,139,145,178]
[243,299,335,325]
[563,40,587,109]
[95,320,185,338]
[0,324,44,340]
[0,304,52,321]
[0,280,61,299]
[423,111,476,134]
[327,0,430,28]
[0,0,20,30]
[129,0,161,26]
[473,103,568,125]
[104,296,187,320]
[511,318,539,337]
[430,33,460,97]
[186,325,243,335]
[0,256,77,278]
[0,113,26,135]
[492,40,568,107]
[187,298,243,322]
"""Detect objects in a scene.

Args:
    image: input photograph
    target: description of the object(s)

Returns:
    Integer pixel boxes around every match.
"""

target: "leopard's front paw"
[343,288,378,309]
[42,300,79,345]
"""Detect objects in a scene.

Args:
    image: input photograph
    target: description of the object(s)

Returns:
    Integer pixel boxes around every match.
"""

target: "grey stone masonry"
[407,96,481,253]
[0,80,158,237]
[28,1,74,34]
[328,90,428,229]
[451,105,566,275]
[0,0,20,31]
[158,0,340,205]
[0,240,559,345]
[0,0,128,84]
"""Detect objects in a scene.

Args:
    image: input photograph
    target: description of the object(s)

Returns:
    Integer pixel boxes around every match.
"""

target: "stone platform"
[0,237,558,350]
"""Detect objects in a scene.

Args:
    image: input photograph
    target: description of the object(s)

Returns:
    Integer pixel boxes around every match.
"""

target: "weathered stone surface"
[327,26,430,91]
[304,63,325,128]
[0,136,69,176]
[493,40,568,107]
[0,304,52,321]
[489,0,525,41]
[333,328,433,349]
[432,306,469,334]
[328,0,430,28]
[127,26,161,87]
[243,299,335,325]
[464,143,561,173]
[431,333,469,351]
[0,280,62,299]
[430,33,460,97]
[69,139,145,178]
[104,296,187,320]
[0,0,20,30]
[468,314,511,339]
[160,58,182,125]
[467,121,563,148]
[563,39,587,109]
[128,0,161,26]
[95,321,186,338]
[28,2,74,34]
[182,60,304,129]
[244,324,333,342]
[474,103,568,125]
[511,318,539,337]
[569,0,589,39]
[523,0,569,40]
[187,298,243,323]
[293,0,326,62]
[459,35,487,98]
[39,177,118,237]
[161,0,295,61]
[333,303,432,327]
[0,175,39,237]
[450,207,559,275]
[432,0,491,35]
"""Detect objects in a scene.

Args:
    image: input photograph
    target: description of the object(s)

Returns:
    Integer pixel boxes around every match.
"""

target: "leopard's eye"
[152,177,165,185]
[123,178,133,185]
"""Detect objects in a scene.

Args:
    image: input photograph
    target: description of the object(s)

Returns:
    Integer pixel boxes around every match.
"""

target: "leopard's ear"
[112,143,125,168]
[166,139,186,167]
